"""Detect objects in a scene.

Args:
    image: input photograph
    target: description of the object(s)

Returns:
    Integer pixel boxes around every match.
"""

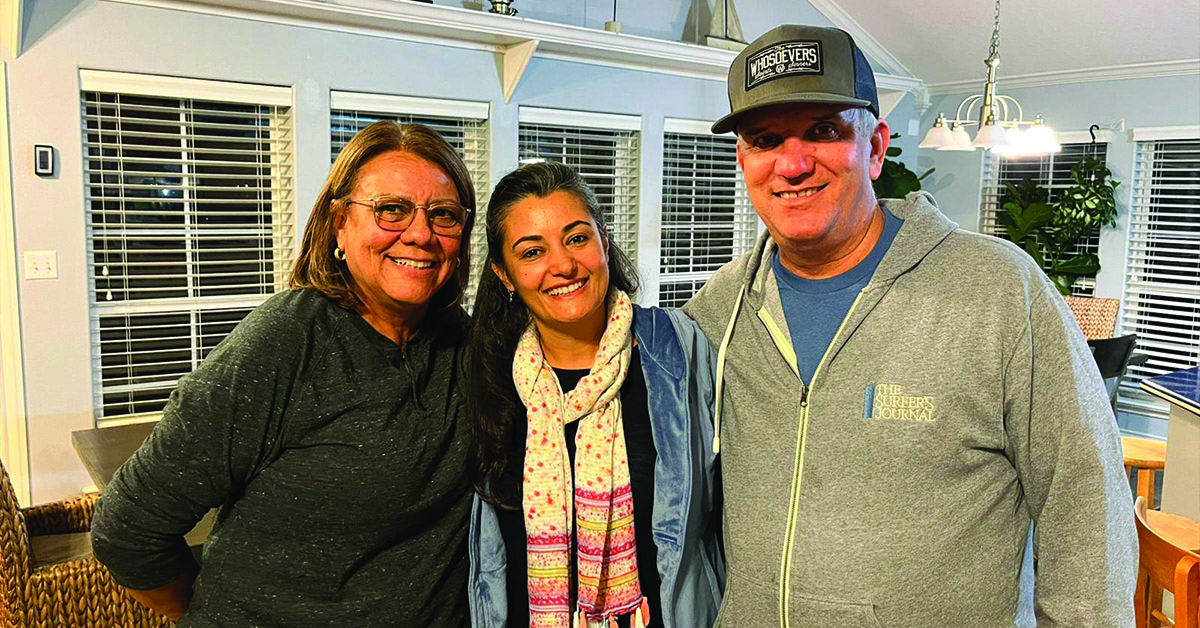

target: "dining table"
[71,421,156,490]
[1141,365,1200,522]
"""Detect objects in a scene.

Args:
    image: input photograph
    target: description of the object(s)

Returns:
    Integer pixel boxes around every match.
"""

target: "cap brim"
[710,92,874,135]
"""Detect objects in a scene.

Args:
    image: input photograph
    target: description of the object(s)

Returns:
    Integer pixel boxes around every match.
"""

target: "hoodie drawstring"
[713,284,746,454]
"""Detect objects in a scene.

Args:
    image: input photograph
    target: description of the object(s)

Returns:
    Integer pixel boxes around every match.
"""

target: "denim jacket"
[468,306,725,628]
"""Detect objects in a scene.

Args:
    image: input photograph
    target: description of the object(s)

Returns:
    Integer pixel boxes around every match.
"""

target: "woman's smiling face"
[493,190,611,333]
[335,150,462,324]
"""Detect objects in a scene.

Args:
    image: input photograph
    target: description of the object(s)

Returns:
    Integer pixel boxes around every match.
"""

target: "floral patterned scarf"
[512,289,651,628]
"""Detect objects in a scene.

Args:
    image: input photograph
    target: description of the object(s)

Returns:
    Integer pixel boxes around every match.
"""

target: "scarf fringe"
[573,596,651,628]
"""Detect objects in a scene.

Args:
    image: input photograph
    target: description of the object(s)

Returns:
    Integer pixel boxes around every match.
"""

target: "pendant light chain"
[988,0,1002,61]
[918,0,1060,154]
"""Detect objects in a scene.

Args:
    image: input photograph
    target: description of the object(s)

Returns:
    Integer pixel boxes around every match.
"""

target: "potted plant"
[873,133,934,199]
[997,156,1120,295]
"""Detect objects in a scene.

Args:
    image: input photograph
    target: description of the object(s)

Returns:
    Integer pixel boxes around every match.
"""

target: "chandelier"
[919,0,1060,155]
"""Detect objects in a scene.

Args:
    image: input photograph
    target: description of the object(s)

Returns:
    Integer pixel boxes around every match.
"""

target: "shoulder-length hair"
[289,121,476,313]
[466,160,639,505]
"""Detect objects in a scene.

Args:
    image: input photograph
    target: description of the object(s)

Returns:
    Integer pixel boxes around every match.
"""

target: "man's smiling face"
[736,103,887,252]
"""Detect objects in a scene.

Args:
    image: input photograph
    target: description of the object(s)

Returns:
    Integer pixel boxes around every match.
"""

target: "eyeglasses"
[342,196,471,237]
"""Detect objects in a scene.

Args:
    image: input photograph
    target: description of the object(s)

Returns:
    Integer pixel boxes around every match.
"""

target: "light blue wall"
[884,92,922,171]
[916,73,1200,437]
[2,0,867,501]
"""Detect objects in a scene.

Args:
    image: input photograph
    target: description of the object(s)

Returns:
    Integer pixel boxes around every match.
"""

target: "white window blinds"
[1119,136,1200,419]
[659,120,755,307]
[980,142,1107,296]
[330,92,490,306]
[518,108,640,260]
[82,72,295,421]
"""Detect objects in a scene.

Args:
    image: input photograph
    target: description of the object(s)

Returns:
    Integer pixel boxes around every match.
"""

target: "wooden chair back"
[1124,437,1168,510]
[1135,496,1200,628]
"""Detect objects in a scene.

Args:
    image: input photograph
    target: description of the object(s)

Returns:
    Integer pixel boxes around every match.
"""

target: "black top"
[496,346,661,628]
[91,289,472,628]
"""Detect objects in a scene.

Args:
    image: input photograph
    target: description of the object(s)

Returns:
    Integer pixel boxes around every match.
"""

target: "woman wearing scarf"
[465,161,724,628]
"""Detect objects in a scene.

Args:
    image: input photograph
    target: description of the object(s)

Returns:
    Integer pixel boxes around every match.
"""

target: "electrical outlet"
[908,120,920,137]
[23,250,58,280]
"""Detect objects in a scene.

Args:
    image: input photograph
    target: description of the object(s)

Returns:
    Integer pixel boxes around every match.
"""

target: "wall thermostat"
[34,145,55,176]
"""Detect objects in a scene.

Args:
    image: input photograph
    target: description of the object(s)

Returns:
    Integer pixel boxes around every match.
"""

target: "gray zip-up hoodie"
[683,192,1136,628]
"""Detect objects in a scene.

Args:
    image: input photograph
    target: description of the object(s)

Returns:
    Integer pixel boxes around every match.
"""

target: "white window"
[518,107,640,260]
[658,118,756,307]
[330,92,490,306]
[980,139,1109,296]
[1119,128,1200,419]
[82,71,295,422]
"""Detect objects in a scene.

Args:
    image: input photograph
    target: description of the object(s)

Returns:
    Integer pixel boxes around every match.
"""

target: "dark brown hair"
[466,161,640,505]
[289,121,476,313]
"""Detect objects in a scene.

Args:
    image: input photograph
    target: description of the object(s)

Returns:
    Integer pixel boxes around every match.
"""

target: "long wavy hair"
[466,161,640,506]
[289,121,476,314]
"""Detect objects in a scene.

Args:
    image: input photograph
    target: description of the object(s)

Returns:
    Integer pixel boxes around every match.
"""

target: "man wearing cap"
[684,24,1136,627]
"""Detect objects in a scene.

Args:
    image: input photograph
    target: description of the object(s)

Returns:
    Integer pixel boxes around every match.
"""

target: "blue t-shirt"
[773,207,903,384]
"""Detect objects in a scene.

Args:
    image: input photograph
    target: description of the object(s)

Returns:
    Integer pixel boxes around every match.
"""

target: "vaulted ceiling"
[823,0,1200,87]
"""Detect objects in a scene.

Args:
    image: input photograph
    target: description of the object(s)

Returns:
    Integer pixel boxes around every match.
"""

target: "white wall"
[2,0,856,502]
[917,73,1200,437]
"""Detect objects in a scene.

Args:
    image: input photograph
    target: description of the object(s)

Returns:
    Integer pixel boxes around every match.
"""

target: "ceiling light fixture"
[919,0,1060,156]
[488,0,516,16]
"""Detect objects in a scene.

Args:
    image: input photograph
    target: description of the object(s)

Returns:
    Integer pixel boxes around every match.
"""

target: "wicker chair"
[1065,296,1121,341]
[0,458,172,628]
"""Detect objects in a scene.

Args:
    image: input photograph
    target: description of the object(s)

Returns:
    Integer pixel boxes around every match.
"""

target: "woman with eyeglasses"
[465,161,724,628]
[92,121,476,627]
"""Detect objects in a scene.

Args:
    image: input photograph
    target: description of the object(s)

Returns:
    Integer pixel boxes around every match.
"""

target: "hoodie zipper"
[759,291,865,628]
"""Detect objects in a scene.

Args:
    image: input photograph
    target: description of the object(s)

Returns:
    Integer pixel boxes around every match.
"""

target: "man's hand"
[127,559,200,621]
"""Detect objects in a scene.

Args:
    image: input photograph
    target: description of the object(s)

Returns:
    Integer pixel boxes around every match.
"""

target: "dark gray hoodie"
[684,192,1136,627]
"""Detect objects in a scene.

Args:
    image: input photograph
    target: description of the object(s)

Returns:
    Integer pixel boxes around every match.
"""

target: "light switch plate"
[908,120,920,137]
[23,250,58,280]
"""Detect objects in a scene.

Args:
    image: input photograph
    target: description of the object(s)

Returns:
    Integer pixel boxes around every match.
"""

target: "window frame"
[81,70,296,425]
[517,106,641,262]
[1118,126,1200,420]
[658,117,756,307]
[979,131,1113,297]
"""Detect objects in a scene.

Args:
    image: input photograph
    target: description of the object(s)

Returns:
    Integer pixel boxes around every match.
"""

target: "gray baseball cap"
[712,25,879,135]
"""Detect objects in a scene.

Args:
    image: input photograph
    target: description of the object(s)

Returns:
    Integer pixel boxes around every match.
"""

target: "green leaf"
[873,156,925,198]
[1049,273,1075,296]
[886,147,902,157]
[1021,203,1055,230]
[1052,253,1101,276]
[1024,240,1045,269]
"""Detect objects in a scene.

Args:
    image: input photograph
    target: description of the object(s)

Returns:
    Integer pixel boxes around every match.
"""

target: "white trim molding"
[80,69,292,105]
[330,91,489,119]
[1057,129,1114,144]
[1,0,20,57]
[927,59,1200,95]
[107,0,922,94]
[519,106,640,131]
[0,61,31,506]
[1132,125,1200,142]
[805,0,915,79]
[663,117,720,136]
